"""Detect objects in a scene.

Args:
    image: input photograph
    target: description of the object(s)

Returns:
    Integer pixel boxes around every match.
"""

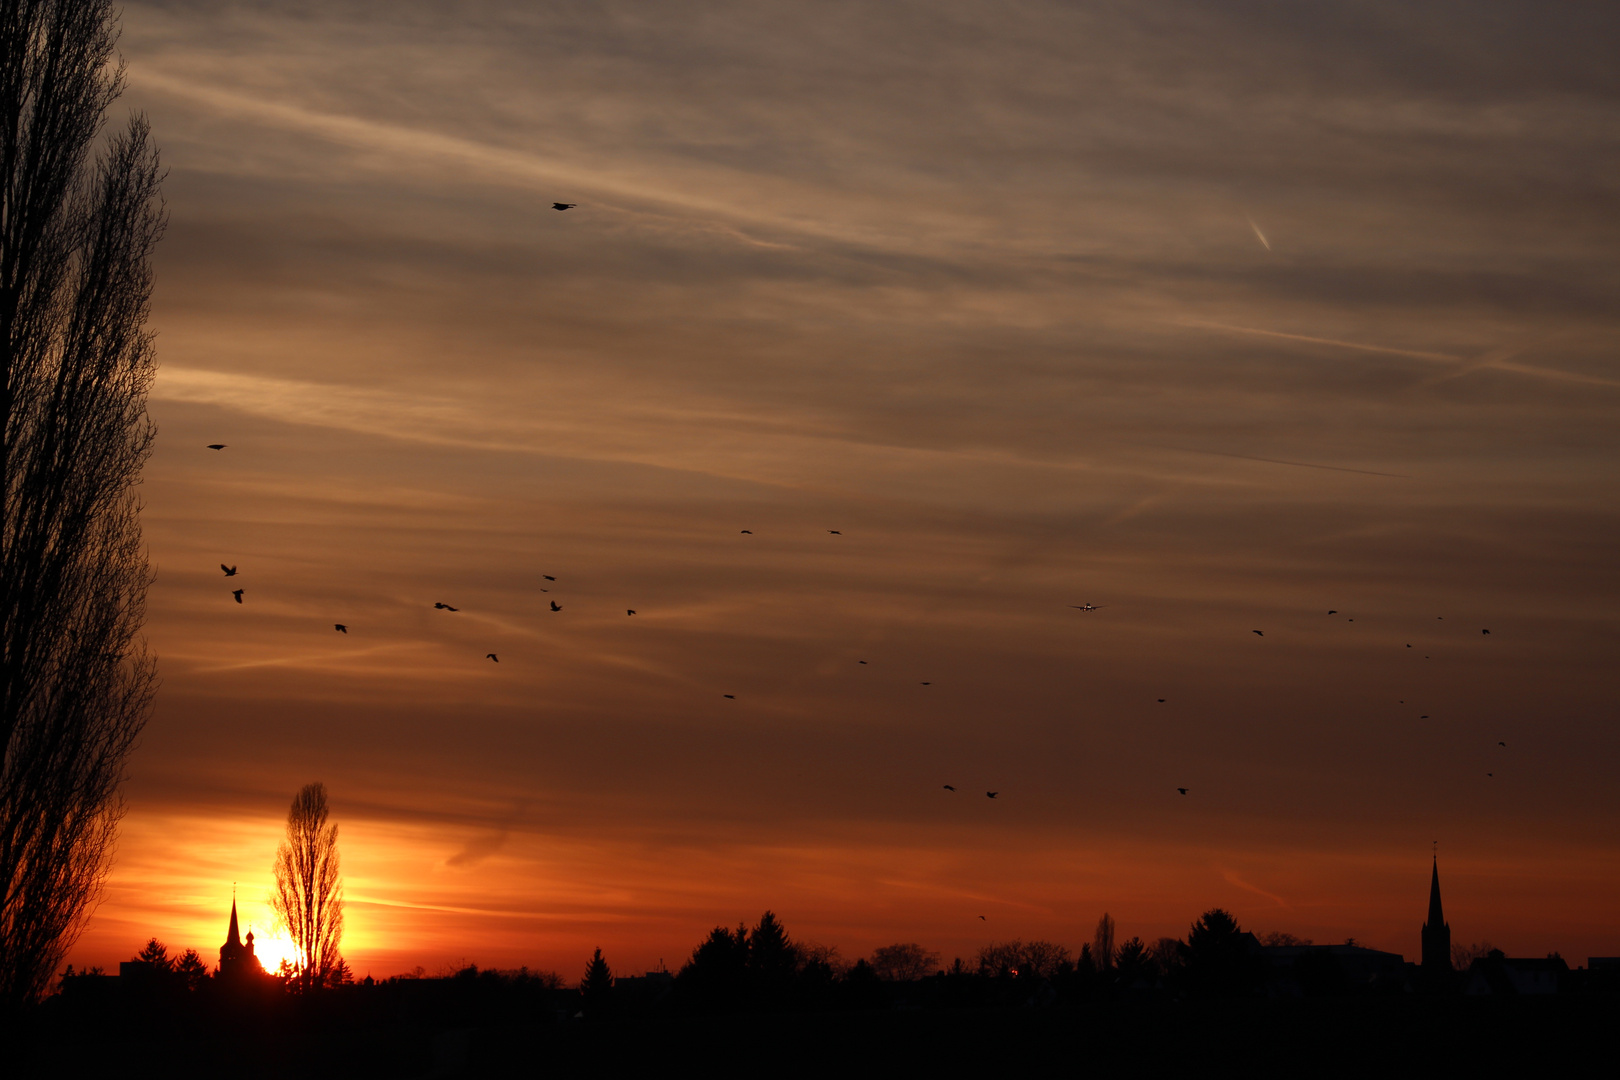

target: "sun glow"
[251,930,303,975]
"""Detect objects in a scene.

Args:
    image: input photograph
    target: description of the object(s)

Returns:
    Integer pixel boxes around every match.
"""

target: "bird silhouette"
[1327,609,1337,614]
[1421,715,1429,719]
[920,681,931,685]
[544,575,556,581]
[1158,698,1166,703]
[552,202,576,210]
[740,529,752,534]
[1498,741,1506,747]
[221,564,237,577]
[550,601,561,612]
[627,609,636,615]
[1406,644,1412,648]
[1487,772,1494,777]
[434,602,459,611]
[943,785,955,791]
[828,530,841,535]
[487,653,498,662]
[978,915,986,921]
[858,660,867,664]
[206,444,226,450]
[986,791,998,799]
[335,624,347,633]
[1482,628,1490,635]
[1177,788,1188,795]
[1253,630,1264,636]
[231,589,243,604]
[723,694,735,699]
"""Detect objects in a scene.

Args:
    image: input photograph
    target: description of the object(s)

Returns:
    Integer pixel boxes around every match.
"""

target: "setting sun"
[248,930,301,977]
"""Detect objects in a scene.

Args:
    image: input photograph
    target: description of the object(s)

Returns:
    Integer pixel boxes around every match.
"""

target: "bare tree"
[1451,940,1494,971]
[0,0,162,1010]
[271,782,344,992]
[976,939,1071,979]
[868,942,940,982]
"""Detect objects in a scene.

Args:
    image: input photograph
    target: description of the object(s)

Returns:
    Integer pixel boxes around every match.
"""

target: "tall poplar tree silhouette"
[271,783,344,991]
[0,0,163,1010]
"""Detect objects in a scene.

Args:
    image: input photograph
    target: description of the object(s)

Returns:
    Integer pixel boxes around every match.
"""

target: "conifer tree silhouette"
[580,947,614,1013]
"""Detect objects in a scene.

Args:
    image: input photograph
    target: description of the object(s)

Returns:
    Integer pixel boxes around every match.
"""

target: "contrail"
[1247,218,1271,251]
[1177,320,1620,388]
[1161,446,1409,479]
[1176,319,1457,362]
[1221,868,1289,908]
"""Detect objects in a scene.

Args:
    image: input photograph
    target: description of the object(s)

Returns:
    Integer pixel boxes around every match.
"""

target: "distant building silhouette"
[1465,949,1568,995]
[218,897,263,979]
[1261,943,1406,995]
[1421,856,1450,974]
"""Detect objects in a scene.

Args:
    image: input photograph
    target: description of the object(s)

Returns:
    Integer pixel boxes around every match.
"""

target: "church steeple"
[219,887,262,979]
[1421,854,1451,972]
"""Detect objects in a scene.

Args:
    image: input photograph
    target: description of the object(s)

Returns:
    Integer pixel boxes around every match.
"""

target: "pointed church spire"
[1427,856,1444,928]
[227,885,241,947]
[1421,853,1451,972]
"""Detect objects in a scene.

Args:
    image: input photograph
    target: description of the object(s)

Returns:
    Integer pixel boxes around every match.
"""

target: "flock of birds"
[205,412,1515,817]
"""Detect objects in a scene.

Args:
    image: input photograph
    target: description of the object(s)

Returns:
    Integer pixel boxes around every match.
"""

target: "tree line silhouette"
[62,904,1503,1017]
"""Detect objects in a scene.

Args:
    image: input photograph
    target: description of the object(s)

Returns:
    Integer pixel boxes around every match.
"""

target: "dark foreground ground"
[13,993,1616,1078]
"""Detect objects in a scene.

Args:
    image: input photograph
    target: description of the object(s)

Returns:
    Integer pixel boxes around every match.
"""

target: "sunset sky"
[69,1,1618,978]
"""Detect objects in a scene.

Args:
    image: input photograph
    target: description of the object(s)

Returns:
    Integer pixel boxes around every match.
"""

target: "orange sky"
[68,1,1619,978]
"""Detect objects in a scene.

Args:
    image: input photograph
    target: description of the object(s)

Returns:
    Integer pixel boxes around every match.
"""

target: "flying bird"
[335,624,347,633]
[1327,610,1337,614]
[544,575,556,581]
[920,681,931,685]
[550,601,561,612]
[1421,715,1429,719]
[627,609,636,615]
[1177,788,1188,795]
[221,564,237,577]
[434,602,459,611]
[1482,628,1490,635]
[1487,772,1494,777]
[828,530,841,535]
[231,589,243,604]
[723,694,735,699]
[552,202,576,211]
[1158,699,1166,703]
[985,791,998,799]
[1498,741,1506,747]
[487,653,498,662]
[1252,630,1264,636]
[858,660,867,664]
[943,785,955,791]
[978,915,987,921]
[740,529,752,534]
[206,444,226,450]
